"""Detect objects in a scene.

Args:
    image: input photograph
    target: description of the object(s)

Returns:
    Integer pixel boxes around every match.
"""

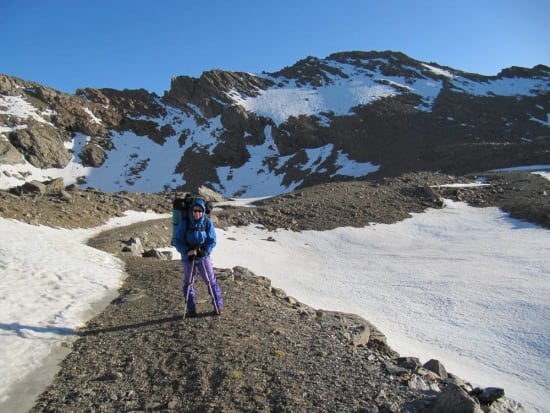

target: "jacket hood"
[190,198,206,211]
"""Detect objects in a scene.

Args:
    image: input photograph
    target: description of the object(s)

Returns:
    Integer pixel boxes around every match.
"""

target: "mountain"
[1,50,549,197]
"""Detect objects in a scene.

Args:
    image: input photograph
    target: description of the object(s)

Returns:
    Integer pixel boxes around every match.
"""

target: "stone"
[423,358,448,379]
[45,177,65,194]
[21,180,47,195]
[350,324,370,346]
[470,386,505,404]
[122,237,144,256]
[80,143,106,167]
[397,356,421,371]
[383,361,409,376]
[432,383,483,413]
[142,249,168,260]
[271,287,287,298]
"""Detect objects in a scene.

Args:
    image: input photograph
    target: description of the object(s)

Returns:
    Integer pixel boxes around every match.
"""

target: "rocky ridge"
[2,170,548,232]
[2,170,548,412]
[2,52,549,196]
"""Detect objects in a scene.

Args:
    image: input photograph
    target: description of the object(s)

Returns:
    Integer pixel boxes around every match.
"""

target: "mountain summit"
[1,50,549,197]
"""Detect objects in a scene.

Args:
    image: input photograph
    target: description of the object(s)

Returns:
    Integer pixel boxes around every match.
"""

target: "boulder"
[423,358,448,379]
[470,386,505,404]
[80,143,106,167]
[21,180,47,195]
[8,120,71,168]
[0,139,24,164]
[143,249,170,260]
[397,356,421,371]
[432,383,483,413]
[122,237,144,256]
[349,324,371,346]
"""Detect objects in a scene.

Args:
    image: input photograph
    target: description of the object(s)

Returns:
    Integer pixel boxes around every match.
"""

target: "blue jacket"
[174,198,216,258]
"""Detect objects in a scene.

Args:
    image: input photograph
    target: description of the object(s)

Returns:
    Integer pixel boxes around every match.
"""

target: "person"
[173,197,223,317]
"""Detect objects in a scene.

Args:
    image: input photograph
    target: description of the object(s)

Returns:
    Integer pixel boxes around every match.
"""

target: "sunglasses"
[192,209,203,213]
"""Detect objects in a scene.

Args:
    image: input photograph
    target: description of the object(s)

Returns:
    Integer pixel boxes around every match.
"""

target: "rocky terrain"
[2,170,548,232]
[2,170,548,412]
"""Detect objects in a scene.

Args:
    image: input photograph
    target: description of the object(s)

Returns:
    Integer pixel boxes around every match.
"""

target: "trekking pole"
[182,258,195,319]
[201,259,220,315]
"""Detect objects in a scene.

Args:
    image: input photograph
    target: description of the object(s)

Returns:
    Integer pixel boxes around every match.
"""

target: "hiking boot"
[186,309,198,318]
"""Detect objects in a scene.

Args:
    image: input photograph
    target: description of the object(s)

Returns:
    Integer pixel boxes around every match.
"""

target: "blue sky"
[1,0,548,95]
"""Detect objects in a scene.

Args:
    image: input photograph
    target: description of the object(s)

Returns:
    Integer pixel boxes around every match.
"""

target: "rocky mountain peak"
[165,69,274,117]
[497,64,550,79]
[1,51,549,197]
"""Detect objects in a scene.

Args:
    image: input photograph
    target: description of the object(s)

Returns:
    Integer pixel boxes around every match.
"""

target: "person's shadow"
[0,315,190,338]
[0,322,76,336]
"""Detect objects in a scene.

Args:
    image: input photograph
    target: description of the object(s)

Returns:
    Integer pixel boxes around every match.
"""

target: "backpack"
[171,194,213,246]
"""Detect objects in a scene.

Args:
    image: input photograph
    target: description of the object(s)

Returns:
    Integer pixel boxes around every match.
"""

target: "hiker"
[173,197,223,317]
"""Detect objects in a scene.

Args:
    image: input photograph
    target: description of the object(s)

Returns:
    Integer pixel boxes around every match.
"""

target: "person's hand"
[187,249,197,257]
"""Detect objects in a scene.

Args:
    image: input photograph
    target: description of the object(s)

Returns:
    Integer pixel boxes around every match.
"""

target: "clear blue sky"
[1,0,548,95]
